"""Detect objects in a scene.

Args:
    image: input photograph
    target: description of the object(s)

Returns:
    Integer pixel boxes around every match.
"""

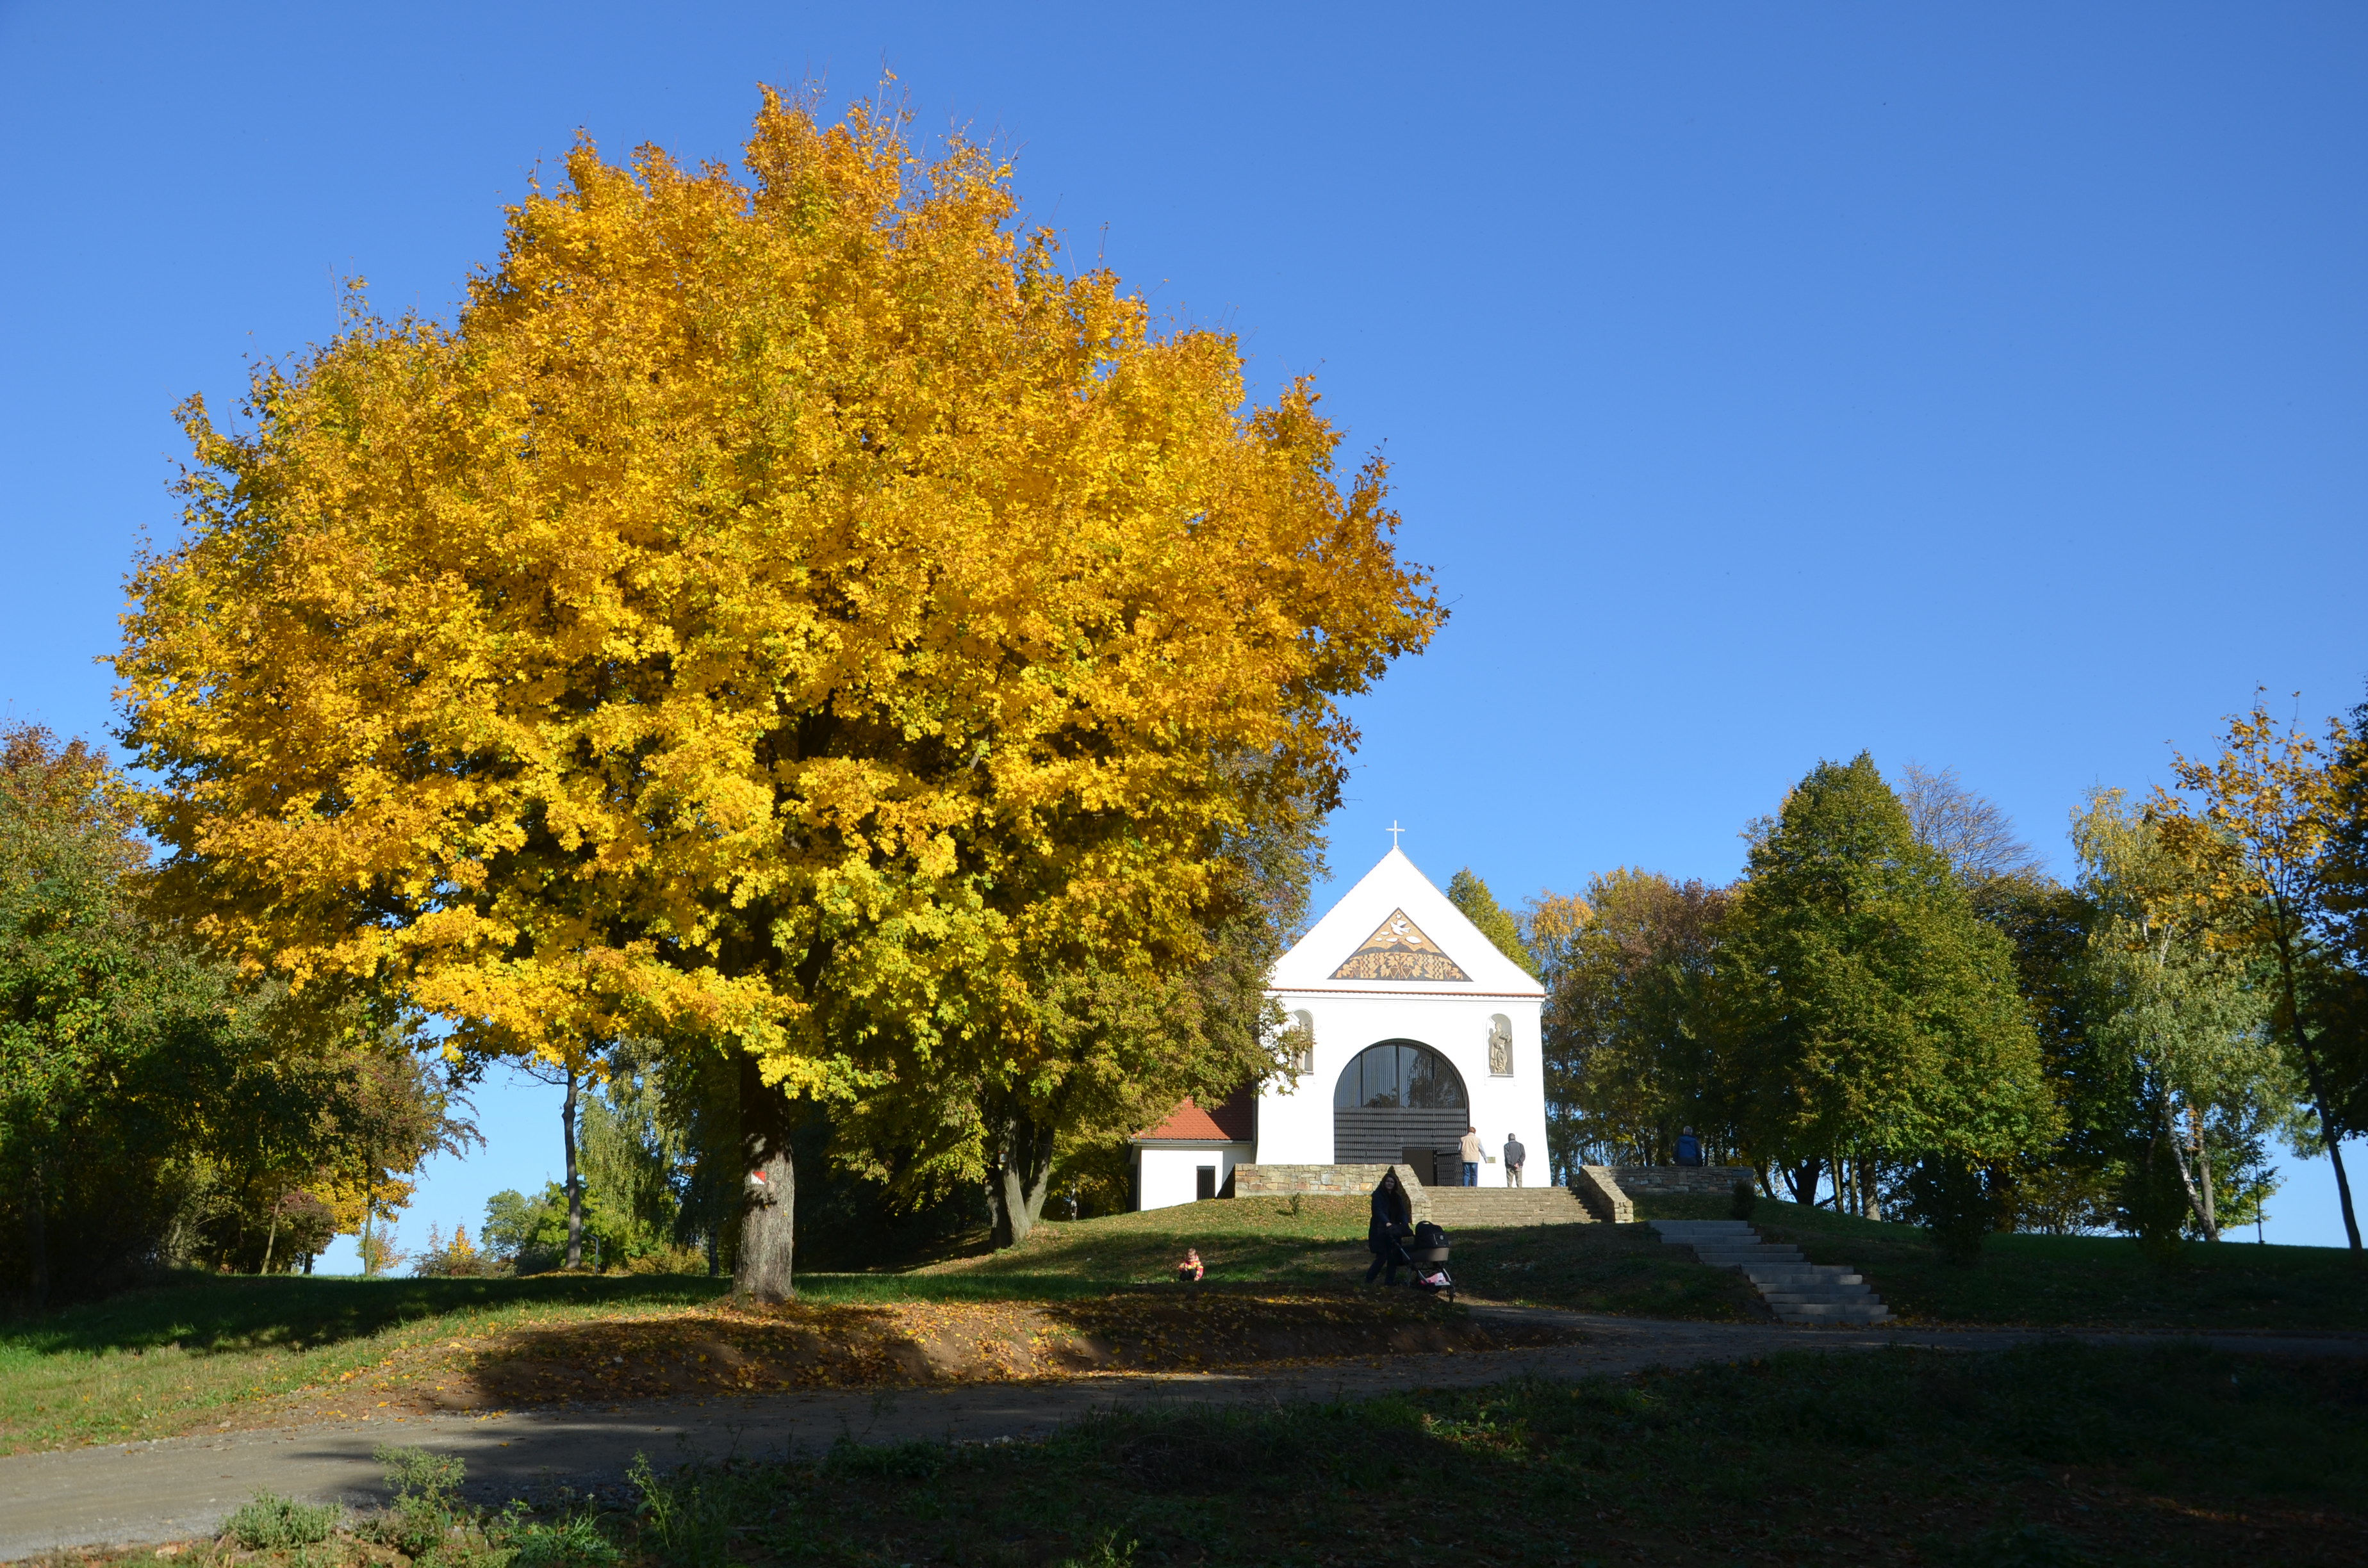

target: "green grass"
[917,1196,1766,1319]
[78,1341,2368,1567]
[1640,1193,2368,1332]
[13,1193,2356,1456]
[0,1273,725,1453]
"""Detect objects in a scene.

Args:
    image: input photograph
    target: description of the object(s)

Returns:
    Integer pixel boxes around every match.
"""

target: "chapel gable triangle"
[1329,907,1472,983]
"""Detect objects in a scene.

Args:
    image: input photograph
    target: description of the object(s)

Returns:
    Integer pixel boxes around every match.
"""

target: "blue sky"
[3,3,2361,1255]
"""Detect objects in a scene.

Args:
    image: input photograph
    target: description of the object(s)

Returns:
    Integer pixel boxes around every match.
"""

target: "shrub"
[1729,1179,1757,1221]
[506,1512,621,1568]
[1901,1155,2000,1264]
[226,1490,340,1550]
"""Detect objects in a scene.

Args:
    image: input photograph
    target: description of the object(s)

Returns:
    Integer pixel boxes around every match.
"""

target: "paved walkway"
[3,1312,2360,1559]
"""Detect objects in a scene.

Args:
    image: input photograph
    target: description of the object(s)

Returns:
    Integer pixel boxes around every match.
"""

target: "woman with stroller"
[1365,1168,1414,1285]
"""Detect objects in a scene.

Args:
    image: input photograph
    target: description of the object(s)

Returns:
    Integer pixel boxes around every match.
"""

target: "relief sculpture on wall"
[1487,1013,1513,1076]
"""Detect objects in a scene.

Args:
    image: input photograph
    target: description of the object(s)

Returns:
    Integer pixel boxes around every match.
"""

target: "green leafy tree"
[0,725,452,1298]
[831,767,1327,1246]
[2075,791,2289,1244]
[1447,869,1540,978]
[2150,694,2363,1250]
[1718,754,2057,1211]
[1966,872,2118,1233]
[1531,870,1732,1170]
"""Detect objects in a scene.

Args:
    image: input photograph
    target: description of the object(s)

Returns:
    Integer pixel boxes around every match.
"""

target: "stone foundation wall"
[1230,1163,1434,1218]
[1605,1164,1758,1198]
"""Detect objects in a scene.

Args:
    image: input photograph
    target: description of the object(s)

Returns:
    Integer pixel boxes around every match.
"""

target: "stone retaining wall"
[1230,1163,1434,1218]
[1604,1164,1759,1197]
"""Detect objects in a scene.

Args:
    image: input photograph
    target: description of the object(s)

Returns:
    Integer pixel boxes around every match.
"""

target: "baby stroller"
[1404,1220,1454,1302]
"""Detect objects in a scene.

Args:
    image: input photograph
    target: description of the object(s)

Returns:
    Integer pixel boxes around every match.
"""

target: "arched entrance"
[1333,1040,1469,1172]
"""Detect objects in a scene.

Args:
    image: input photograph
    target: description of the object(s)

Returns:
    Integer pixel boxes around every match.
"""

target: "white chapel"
[1131,842,1548,1209]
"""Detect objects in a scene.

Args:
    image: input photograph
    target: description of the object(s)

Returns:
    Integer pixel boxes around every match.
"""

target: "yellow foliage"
[117,88,1440,1102]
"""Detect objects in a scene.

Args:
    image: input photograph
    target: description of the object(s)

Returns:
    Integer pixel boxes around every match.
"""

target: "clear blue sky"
[3,3,2361,1255]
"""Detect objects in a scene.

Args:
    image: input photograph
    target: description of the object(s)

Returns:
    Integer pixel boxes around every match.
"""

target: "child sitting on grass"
[1176,1248,1205,1283]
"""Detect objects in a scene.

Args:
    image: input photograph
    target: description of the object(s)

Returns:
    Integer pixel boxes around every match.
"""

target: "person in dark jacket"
[1365,1170,1413,1284]
[1675,1126,1703,1166]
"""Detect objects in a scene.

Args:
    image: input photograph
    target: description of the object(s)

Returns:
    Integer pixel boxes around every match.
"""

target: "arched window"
[1333,1040,1468,1111]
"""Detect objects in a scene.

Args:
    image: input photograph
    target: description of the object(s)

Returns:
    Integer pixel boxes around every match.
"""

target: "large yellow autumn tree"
[116,90,1442,1296]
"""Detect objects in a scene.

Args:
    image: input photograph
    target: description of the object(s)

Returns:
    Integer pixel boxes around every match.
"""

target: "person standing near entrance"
[1459,1126,1483,1187]
[1504,1132,1527,1187]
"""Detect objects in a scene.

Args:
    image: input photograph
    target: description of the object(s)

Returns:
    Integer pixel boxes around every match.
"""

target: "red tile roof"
[1137,1082,1256,1143]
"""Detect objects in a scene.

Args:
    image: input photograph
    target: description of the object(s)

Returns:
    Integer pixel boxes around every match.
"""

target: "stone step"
[1648,1220,1891,1325]
[1695,1250,1799,1270]
[1420,1189,1594,1227]
[1776,1302,1892,1322]
[1742,1270,1864,1287]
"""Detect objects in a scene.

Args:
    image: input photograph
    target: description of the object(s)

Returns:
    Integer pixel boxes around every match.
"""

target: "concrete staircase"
[1420,1186,1595,1227]
[1650,1219,1891,1323]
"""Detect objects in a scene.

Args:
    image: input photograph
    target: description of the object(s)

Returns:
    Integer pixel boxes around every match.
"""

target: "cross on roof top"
[1388,820,1404,849]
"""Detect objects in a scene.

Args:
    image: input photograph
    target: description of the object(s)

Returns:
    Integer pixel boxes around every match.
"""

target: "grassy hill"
[1637,1193,2368,1333]
[5,1191,2358,1455]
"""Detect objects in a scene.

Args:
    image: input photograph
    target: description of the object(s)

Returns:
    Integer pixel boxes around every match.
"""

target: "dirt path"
[4,1311,2360,1560]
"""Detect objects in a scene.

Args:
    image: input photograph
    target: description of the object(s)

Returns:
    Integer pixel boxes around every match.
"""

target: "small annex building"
[1131,842,1548,1209]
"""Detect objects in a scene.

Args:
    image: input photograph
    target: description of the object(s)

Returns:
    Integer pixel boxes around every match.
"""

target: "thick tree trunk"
[1782,1158,1822,1207]
[25,1159,48,1311]
[985,1109,1058,1249]
[734,1053,795,1302]
[563,1068,584,1271]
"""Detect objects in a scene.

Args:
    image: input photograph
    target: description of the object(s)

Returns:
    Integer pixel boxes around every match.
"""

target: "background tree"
[2150,694,2362,1251]
[1718,754,2055,1213]
[2075,790,2288,1243]
[828,766,1326,1246]
[507,1040,616,1271]
[1896,761,2047,883]
[0,725,446,1299]
[1966,870,2117,1233]
[117,89,1441,1300]
[1532,870,1731,1171]
[2303,686,2368,1160]
[1447,868,1540,977]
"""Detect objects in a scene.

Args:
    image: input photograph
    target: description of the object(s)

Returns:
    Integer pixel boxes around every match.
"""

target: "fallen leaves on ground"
[268,1289,1579,1420]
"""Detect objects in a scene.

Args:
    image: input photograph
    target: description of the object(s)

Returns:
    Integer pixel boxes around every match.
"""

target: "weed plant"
[224,1492,339,1551]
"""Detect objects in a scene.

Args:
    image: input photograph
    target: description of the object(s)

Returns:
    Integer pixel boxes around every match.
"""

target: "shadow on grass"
[0,1272,729,1359]
[614,1339,2365,1566]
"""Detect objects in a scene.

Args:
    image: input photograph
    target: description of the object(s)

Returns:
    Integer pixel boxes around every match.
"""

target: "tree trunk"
[2274,922,2361,1251]
[261,1196,281,1276]
[2293,1044,2362,1252]
[563,1067,584,1271]
[24,1158,48,1311]
[985,1108,1058,1249]
[2178,1113,2216,1250]
[1782,1157,1821,1207]
[734,1052,795,1302]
